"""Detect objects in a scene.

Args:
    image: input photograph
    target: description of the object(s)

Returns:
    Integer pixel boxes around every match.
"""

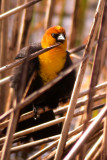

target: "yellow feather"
[38,47,66,84]
[39,26,67,84]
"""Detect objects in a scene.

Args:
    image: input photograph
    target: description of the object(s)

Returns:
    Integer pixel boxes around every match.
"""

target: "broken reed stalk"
[63,105,107,160]
[0,0,42,20]
[54,0,106,159]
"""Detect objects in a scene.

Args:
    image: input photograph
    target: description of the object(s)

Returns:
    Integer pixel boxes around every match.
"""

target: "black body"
[10,43,76,140]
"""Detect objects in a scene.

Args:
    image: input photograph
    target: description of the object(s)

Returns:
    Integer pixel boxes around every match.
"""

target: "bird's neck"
[38,47,67,84]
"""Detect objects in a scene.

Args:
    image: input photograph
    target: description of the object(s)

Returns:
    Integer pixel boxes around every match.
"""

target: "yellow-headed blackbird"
[10,26,76,141]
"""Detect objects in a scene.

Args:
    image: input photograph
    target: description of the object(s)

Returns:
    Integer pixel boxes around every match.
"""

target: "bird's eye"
[51,33,58,39]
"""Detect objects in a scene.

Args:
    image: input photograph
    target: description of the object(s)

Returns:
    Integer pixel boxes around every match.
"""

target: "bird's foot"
[33,105,45,119]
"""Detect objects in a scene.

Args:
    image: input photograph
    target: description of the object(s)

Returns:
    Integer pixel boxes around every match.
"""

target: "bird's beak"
[57,34,65,43]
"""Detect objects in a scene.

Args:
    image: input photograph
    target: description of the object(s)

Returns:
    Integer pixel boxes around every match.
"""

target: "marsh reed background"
[0,0,107,159]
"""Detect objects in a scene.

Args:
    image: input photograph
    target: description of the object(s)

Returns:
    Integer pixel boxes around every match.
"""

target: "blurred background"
[0,0,106,159]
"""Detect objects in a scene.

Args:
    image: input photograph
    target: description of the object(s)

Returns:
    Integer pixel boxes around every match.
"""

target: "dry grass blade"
[54,0,106,159]
[63,106,107,160]
[0,0,42,20]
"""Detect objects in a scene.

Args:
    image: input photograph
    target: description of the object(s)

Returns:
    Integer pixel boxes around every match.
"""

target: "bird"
[10,26,76,141]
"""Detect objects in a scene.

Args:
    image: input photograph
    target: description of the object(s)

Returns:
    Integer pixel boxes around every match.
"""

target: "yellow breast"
[38,47,67,84]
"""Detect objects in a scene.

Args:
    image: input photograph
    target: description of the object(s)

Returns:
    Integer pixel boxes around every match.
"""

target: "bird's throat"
[38,48,67,84]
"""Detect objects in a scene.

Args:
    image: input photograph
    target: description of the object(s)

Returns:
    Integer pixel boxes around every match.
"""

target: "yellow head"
[39,26,67,83]
[41,26,67,50]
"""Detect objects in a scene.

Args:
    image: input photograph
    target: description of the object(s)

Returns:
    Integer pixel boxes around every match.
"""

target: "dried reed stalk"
[92,147,102,160]
[44,126,103,160]
[44,0,55,29]
[63,105,107,160]
[0,0,9,114]
[0,116,65,144]
[100,2,107,159]
[54,0,106,159]
[81,1,107,158]
[0,92,105,130]
[28,132,82,160]
[0,0,42,20]
[85,135,103,160]
[1,46,31,160]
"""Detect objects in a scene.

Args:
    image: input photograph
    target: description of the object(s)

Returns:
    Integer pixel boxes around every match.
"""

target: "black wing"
[11,43,42,101]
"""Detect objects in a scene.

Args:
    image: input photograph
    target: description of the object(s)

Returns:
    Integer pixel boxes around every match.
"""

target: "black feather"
[10,42,76,141]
